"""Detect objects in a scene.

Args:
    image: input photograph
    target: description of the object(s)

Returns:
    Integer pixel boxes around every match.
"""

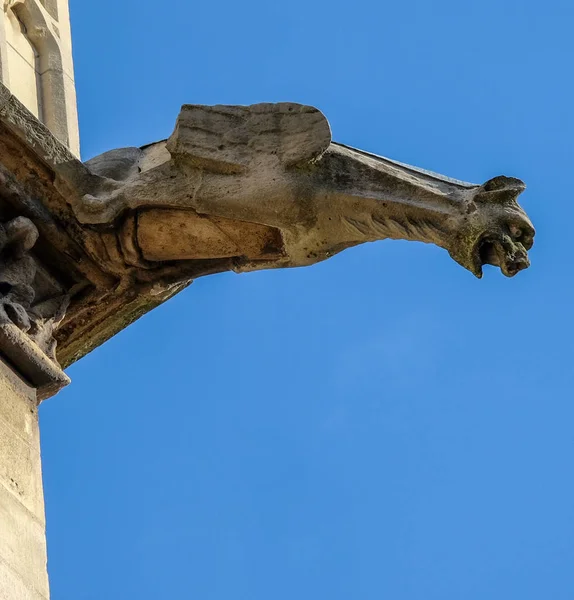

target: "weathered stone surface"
[0,559,48,600]
[136,210,283,262]
[0,474,49,597]
[0,359,43,519]
[0,86,535,370]
[0,359,49,599]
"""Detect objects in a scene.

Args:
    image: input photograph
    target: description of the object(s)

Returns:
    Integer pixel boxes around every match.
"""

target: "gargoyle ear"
[166,103,332,173]
[476,176,526,204]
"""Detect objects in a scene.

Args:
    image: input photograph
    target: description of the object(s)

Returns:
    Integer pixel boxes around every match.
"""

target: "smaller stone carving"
[28,294,69,362]
[0,215,68,361]
[0,216,38,331]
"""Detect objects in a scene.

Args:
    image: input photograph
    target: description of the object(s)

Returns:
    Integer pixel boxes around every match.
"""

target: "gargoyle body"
[72,103,534,286]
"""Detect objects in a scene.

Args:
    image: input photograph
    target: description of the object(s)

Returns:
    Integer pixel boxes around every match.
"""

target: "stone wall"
[0,0,79,156]
[0,358,49,599]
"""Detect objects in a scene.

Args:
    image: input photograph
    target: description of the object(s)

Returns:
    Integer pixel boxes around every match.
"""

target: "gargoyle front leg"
[71,164,204,225]
[74,177,131,225]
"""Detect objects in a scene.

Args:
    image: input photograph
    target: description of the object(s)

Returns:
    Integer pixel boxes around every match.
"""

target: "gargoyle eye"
[509,225,523,241]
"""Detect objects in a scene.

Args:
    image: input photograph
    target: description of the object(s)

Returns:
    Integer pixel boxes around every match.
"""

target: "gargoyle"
[71,103,534,283]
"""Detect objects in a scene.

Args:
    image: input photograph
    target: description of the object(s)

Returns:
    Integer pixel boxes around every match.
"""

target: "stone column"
[0,358,50,599]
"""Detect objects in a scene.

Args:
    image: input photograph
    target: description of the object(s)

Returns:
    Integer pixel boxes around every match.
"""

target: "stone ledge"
[0,323,69,401]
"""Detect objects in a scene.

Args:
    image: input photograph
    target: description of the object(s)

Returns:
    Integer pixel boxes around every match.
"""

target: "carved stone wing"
[166,103,332,173]
[84,147,144,181]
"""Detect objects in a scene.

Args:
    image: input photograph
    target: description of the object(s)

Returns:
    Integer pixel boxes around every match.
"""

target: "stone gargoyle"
[40,101,536,368]
[70,103,534,283]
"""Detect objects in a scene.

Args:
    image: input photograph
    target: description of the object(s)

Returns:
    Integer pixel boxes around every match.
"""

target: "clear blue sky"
[40,1,571,598]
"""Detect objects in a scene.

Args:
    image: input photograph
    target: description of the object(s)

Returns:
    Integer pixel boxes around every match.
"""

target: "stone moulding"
[0,83,535,397]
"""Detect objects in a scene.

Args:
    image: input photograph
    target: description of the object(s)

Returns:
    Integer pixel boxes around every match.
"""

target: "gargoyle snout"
[498,241,531,278]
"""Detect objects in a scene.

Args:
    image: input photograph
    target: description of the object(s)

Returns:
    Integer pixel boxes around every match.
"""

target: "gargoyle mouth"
[474,235,531,278]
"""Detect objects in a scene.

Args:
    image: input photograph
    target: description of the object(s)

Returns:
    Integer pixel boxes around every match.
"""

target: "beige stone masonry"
[0,358,49,599]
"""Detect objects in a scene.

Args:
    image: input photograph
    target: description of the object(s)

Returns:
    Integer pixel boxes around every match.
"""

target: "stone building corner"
[0,0,79,156]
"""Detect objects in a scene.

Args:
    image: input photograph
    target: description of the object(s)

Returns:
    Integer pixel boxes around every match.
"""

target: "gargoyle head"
[448,176,535,278]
